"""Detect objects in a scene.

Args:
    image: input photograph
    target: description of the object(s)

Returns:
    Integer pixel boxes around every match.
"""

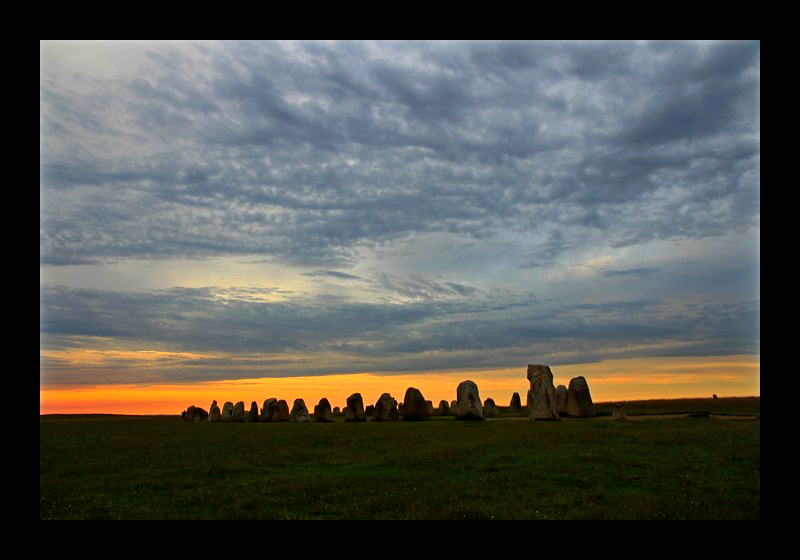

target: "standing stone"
[565,376,595,418]
[332,406,342,417]
[450,400,458,415]
[424,400,435,418]
[612,403,626,421]
[438,400,450,416]
[232,401,246,422]
[373,393,399,421]
[208,400,221,422]
[456,380,485,421]
[509,392,522,413]
[401,387,429,421]
[290,398,310,422]
[483,398,499,417]
[556,385,569,417]
[272,399,290,422]
[345,393,366,422]
[365,404,375,418]
[527,364,560,421]
[221,401,234,422]
[247,401,259,422]
[261,398,277,422]
[314,398,333,422]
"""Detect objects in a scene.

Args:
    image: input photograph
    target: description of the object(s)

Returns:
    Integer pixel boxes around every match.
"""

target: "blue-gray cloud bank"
[40,40,759,386]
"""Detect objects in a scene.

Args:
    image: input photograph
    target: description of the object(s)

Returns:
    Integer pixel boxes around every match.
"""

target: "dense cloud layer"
[40,40,760,386]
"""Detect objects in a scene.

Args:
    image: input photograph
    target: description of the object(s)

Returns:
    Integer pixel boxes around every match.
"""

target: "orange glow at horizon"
[40,354,760,415]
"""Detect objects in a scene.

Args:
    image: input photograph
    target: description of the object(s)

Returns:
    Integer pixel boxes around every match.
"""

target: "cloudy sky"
[40,40,759,412]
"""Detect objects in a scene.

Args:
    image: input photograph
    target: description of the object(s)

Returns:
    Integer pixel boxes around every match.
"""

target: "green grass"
[40,397,759,519]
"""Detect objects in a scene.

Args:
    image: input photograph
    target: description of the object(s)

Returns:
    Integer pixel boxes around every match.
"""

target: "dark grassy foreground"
[40,397,759,520]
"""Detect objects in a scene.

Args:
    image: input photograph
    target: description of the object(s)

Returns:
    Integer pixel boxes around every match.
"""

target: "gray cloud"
[40,41,759,388]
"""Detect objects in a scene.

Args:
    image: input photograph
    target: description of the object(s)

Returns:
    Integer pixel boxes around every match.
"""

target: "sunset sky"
[40,40,760,415]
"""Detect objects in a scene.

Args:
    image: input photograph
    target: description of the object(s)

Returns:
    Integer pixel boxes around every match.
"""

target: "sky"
[40,40,760,414]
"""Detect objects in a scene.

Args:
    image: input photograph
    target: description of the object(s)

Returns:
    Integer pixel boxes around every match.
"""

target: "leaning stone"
[509,392,522,413]
[290,398,310,422]
[438,400,450,416]
[527,364,560,421]
[402,387,429,421]
[612,403,626,421]
[483,398,499,417]
[456,380,485,421]
[373,393,399,421]
[565,376,595,418]
[247,401,259,422]
[556,385,569,417]
[232,401,246,422]
[208,400,221,422]
[345,393,366,422]
[314,398,333,422]
[221,401,234,422]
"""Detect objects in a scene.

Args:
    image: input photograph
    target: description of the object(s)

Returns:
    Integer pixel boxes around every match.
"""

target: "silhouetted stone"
[231,401,245,422]
[373,393,399,421]
[456,380,484,420]
[402,387,429,421]
[365,404,375,418]
[424,400,435,417]
[182,405,208,421]
[450,400,458,415]
[565,376,595,418]
[247,401,259,422]
[290,398,310,422]
[261,398,277,421]
[345,393,366,422]
[208,400,221,422]
[221,401,234,422]
[509,392,522,413]
[713,394,718,399]
[527,364,560,421]
[314,398,333,422]
[556,385,569,417]
[612,403,626,421]
[438,400,450,415]
[483,398,499,417]
[272,399,290,422]
[332,406,341,417]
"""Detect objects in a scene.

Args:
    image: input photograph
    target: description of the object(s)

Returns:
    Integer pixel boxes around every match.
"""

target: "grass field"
[40,397,759,520]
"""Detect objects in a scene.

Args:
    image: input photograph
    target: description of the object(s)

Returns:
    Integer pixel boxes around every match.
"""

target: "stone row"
[181,364,598,422]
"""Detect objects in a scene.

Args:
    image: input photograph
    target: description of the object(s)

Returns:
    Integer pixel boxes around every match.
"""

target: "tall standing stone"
[261,398,277,422]
[221,401,234,422]
[345,393,366,422]
[565,376,595,418]
[527,364,560,421]
[401,387,429,421]
[556,385,569,417]
[208,400,221,422]
[456,380,485,421]
[509,392,522,413]
[247,401,259,422]
[373,393,399,421]
[438,400,450,416]
[290,398,311,422]
[314,398,333,422]
[272,399,290,422]
[232,401,246,422]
